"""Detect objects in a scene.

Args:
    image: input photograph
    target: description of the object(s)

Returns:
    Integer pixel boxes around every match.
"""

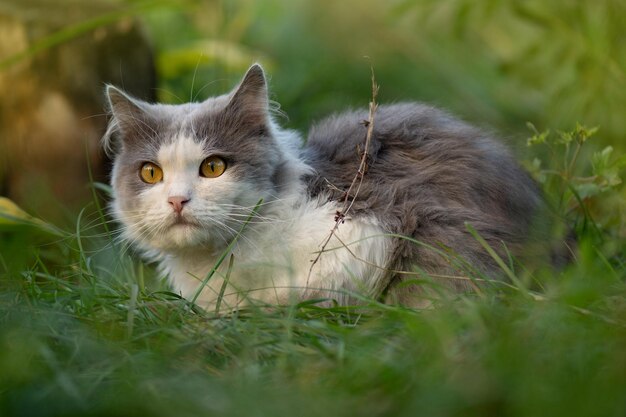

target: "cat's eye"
[200,156,226,178]
[139,162,163,184]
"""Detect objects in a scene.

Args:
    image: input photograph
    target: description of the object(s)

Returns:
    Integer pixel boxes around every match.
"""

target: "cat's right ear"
[224,64,270,128]
[103,85,156,155]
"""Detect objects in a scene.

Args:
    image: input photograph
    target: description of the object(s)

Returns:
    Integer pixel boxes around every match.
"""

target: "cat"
[104,64,546,309]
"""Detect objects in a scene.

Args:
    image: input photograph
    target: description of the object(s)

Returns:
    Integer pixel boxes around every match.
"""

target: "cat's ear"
[225,64,270,125]
[104,85,157,154]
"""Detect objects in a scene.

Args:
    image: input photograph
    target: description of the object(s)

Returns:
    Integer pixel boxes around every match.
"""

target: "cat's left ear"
[226,64,269,123]
[103,86,158,155]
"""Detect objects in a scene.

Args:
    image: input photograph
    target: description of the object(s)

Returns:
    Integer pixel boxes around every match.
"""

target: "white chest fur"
[161,198,391,309]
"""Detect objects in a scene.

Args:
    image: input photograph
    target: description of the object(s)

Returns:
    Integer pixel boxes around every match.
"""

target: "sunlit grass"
[1,160,625,417]
[1,1,625,414]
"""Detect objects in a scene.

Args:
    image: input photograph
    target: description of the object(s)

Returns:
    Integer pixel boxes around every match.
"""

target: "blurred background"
[1,3,626,416]
[0,0,624,223]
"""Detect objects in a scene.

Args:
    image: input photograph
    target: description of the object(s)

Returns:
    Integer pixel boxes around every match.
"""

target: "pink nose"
[168,196,190,214]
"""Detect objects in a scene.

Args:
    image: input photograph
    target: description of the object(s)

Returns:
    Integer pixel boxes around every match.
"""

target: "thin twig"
[329,233,474,282]
[307,68,379,286]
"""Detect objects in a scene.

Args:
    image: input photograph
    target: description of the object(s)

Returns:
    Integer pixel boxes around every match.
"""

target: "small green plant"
[526,123,626,239]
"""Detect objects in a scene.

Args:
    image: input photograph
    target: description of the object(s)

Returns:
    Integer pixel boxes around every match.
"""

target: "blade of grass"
[127,284,139,339]
[190,198,263,306]
[86,146,111,236]
[0,0,179,70]
[215,254,235,314]
[0,197,66,237]
[465,222,530,297]
[75,206,90,273]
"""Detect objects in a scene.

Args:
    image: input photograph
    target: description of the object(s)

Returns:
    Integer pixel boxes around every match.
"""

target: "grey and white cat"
[104,64,544,309]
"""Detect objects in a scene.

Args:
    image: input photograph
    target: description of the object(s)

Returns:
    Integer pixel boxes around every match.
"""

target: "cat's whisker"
[194,214,266,252]
[76,216,139,232]
[216,199,284,207]
[225,217,291,226]
[191,79,229,103]
[215,196,299,210]
[76,230,127,240]
[223,211,287,221]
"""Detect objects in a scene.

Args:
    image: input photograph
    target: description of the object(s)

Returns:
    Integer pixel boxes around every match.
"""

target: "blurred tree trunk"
[0,0,155,219]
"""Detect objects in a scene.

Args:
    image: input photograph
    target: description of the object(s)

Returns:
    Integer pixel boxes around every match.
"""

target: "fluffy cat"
[104,64,544,309]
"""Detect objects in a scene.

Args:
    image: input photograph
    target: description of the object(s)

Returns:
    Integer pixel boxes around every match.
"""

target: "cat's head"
[104,64,285,254]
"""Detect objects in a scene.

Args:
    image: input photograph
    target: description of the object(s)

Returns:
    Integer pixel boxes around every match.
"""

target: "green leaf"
[591,146,623,191]
[527,157,547,183]
[0,197,65,237]
[526,122,551,146]
[575,183,602,200]
[573,123,599,143]
[556,130,573,145]
[592,146,613,175]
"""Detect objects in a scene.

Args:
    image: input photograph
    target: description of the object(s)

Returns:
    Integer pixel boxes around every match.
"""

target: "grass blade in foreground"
[190,198,263,306]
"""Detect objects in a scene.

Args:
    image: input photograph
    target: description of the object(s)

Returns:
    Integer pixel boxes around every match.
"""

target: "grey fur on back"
[302,103,542,299]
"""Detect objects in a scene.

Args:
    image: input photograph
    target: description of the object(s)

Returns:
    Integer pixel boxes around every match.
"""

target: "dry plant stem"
[330,233,478,283]
[307,70,379,287]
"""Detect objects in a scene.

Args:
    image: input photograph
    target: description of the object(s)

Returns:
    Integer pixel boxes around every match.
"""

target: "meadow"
[1,1,625,416]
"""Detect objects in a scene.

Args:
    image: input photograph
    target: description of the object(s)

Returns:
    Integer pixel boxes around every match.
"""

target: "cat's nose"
[168,196,190,214]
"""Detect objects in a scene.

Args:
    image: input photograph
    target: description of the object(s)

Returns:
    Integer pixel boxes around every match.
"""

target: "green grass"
[1,2,625,415]
[1,145,625,417]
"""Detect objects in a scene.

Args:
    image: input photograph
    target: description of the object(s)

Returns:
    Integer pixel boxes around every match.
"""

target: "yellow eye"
[139,162,163,184]
[200,156,226,178]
